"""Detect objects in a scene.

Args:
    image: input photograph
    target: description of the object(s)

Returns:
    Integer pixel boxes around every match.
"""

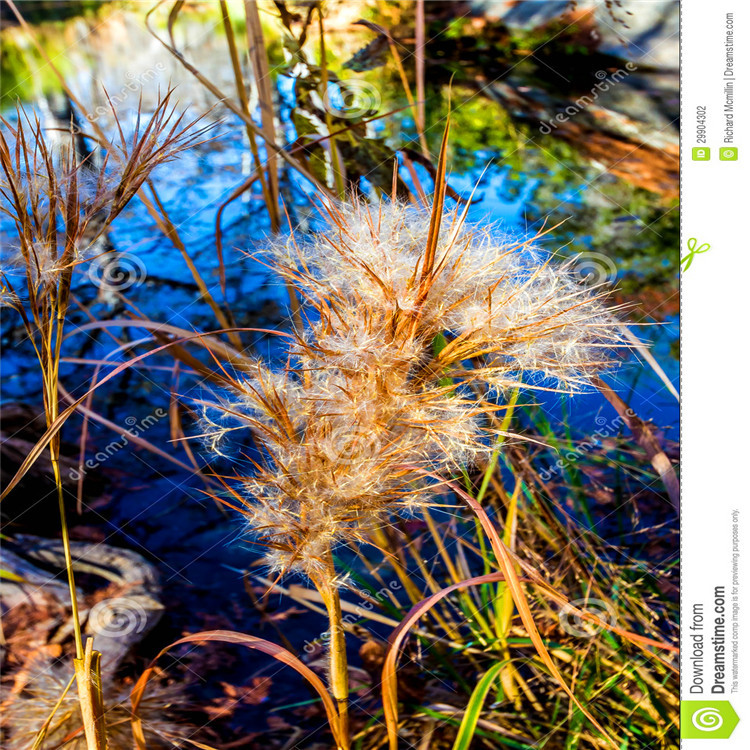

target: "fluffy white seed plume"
[200,198,625,581]
[200,357,491,580]
[269,200,624,390]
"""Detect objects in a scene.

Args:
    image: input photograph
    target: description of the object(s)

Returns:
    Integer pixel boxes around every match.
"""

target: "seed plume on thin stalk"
[1,97,204,750]
[199,191,627,744]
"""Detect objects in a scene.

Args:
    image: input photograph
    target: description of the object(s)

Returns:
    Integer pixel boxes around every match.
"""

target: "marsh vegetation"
[1,2,679,749]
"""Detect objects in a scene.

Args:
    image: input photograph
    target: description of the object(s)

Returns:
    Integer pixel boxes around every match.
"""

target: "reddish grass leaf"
[130,629,344,750]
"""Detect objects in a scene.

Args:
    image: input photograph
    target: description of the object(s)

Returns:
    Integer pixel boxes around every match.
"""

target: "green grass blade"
[452,660,507,750]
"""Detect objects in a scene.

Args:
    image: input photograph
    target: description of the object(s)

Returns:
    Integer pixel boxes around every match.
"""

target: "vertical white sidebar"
[682,0,748,745]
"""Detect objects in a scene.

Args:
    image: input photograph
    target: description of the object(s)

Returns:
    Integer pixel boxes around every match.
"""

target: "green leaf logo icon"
[681,701,739,739]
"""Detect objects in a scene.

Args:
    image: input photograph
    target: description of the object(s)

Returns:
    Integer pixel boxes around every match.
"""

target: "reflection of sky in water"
[1,29,678,442]
[1,114,678,436]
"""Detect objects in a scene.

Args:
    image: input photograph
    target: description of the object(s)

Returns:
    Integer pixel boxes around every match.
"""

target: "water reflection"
[1,2,678,431]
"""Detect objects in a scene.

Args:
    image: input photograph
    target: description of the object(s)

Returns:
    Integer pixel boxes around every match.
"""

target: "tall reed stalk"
[0,97,203,749]
[312,552,350,748]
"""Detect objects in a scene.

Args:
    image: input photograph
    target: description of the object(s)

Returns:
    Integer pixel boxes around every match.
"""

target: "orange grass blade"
[419,118,450,289]
[66,318,288,368]
[130,630,344,750]
[382,572,508,749]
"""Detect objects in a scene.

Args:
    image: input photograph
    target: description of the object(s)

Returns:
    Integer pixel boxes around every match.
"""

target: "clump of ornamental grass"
[352,486,679,750]
[0,95,206,750]
[199,177,627,746]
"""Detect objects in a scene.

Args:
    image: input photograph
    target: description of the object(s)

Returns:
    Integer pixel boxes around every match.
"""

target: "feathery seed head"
[202,197,626,582]
[0,97,207,304]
